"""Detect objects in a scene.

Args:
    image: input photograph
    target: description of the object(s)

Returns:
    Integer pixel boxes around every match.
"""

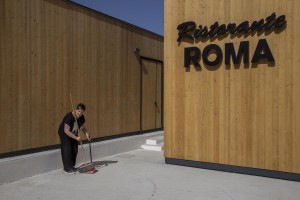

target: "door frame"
[140,56,164,134]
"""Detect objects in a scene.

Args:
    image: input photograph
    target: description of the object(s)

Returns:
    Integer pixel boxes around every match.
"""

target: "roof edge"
[68,0,164,39]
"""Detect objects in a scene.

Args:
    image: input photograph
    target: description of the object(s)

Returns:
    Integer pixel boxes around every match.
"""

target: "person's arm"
[80,125,91,141]
[64,123,81,141]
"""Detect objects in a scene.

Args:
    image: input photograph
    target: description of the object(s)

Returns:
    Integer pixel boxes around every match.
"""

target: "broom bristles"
[77,163,95,173]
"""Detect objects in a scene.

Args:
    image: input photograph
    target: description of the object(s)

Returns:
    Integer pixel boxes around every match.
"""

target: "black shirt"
[58,112,85,136]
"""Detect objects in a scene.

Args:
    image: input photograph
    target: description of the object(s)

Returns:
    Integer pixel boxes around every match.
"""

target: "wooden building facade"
[164,0,300,181]
[0,0,163,155]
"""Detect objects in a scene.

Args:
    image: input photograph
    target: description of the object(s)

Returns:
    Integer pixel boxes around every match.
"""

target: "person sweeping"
[58,103,91,174]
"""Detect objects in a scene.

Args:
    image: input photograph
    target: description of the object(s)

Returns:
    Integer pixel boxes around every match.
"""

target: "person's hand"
[86,133,91,141]
[76,136,82,142]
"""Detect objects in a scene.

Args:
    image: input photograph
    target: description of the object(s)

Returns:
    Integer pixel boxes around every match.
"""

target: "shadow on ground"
[76,160,119,174]
[93,160,118,167]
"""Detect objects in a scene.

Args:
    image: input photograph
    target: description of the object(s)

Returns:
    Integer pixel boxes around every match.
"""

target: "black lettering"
[216,24,227,35]
[274,15,286,29]
[248,19,265,32]
[184,47,201,67]
[251,39,275,63]
[226,23,237,34]
[264,13,276,30]
[193,28,200,38]
[202,44,222,66]
[177,21,196,42]
[177,13,286,43]
[225,41,249,66]
[208,22,219,37]
[235,21,250,33]
[194,25,209,38]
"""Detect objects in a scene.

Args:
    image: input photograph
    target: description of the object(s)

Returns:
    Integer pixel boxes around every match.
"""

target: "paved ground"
[0,149,299,200]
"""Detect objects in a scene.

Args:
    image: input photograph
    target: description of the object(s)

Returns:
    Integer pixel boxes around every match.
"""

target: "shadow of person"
[92,160,119,167]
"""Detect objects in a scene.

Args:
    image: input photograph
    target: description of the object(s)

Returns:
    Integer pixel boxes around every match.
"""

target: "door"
[141,57,163,132]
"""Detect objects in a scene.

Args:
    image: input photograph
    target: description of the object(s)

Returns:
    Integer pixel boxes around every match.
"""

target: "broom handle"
[79,141,87,165]
[89,140,93,163]
[70,93,87,165]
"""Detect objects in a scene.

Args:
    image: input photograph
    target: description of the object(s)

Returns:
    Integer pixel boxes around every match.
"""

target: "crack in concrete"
[135,174,157,200]
[144,176,157,200]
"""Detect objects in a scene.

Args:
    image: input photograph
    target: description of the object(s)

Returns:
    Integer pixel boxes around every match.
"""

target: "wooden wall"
[141,59,162,131]
[0,0,163,154]
[164,0,300,173]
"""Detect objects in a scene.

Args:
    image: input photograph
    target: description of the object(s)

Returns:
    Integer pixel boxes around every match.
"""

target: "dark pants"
[58,132,78,171]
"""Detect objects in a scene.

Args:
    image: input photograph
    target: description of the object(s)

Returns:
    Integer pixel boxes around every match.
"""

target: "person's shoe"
[64,169,77,174]
[72,166,77,171]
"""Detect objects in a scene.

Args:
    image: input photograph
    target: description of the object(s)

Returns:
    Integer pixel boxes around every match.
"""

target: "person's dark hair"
[76,103,86,111]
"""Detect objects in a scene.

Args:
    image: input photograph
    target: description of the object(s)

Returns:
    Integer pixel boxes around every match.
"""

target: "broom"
[70,93,95,173]
[81,137,98,174]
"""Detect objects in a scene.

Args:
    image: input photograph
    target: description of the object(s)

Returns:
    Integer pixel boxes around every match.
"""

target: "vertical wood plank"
[164,0,300,173]
[0,0,163,154]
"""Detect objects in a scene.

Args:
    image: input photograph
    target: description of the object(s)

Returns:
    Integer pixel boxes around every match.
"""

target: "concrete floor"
[0,149,299,200]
